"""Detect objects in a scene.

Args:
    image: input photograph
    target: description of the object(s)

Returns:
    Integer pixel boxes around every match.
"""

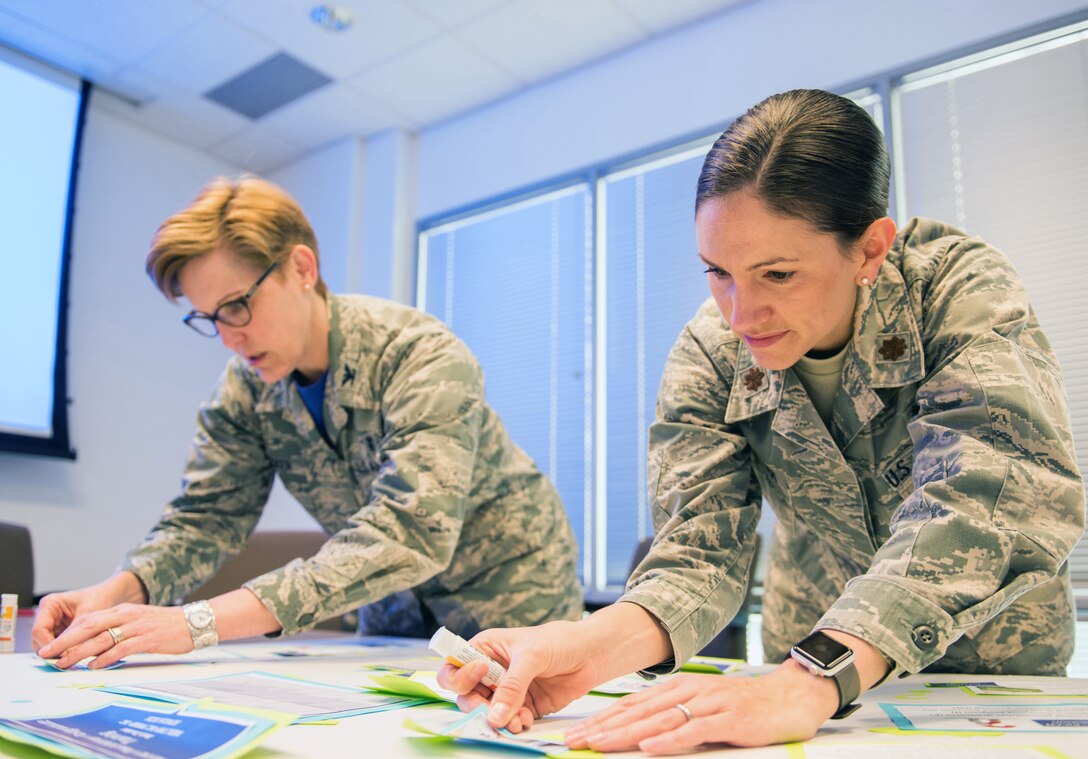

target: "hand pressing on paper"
[563,661,839,754]
[32,571,149,659]
[34,572,281,669]
[34,601,193,669]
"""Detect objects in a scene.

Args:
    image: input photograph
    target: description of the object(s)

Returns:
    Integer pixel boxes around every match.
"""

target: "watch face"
[190,608,212,628]
[795,631,851,669]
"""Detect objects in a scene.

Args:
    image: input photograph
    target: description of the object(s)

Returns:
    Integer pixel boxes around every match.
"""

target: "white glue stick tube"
[429,626,507,688]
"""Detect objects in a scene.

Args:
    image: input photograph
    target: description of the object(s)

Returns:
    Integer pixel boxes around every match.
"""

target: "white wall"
[267,137,366,296]
[0,102,247,593]
[417,0,1088,219]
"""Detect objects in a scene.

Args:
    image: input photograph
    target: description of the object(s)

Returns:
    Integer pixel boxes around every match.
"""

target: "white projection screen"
[0,47,87,458]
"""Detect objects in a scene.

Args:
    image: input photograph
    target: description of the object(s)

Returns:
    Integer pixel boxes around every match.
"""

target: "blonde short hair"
[146,176,327,302]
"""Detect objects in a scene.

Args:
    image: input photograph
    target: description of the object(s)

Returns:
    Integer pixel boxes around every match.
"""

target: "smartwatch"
[182,600,219,650]
[789,630,861,719]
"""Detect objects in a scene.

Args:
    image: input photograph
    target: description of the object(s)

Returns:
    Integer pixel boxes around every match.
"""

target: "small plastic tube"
[0,594,17,653]
[429,626,507,688]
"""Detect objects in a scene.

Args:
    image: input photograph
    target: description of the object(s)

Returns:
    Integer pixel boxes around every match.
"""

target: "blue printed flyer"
[0,700,292,759]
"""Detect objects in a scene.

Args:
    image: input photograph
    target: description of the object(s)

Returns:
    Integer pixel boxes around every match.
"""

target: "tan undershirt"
[793,344,849,428]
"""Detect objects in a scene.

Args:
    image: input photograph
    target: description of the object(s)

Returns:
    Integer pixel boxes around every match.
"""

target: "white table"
[1,637,1085,758]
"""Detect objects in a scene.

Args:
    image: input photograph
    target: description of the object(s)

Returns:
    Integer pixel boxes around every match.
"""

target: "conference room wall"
[416,0,1088,220]
[0,105,247,592]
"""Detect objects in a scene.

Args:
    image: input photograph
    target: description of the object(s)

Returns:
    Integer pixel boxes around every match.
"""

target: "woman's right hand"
[437,619,605,729]
[31,572,147,653]
[437,602,673,732]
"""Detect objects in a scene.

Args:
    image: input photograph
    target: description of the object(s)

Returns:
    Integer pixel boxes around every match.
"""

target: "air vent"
[204,52,332,120]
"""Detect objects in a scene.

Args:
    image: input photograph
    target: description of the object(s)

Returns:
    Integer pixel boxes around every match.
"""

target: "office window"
[418,186,594,579]
[598,145,715,584]
[894,23,1088,589]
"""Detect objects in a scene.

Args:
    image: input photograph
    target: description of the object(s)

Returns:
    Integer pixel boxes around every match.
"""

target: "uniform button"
[911,624,938,649]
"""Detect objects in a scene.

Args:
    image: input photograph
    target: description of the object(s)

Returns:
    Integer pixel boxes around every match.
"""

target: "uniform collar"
[253,295,377,436]
[724,258,924,425]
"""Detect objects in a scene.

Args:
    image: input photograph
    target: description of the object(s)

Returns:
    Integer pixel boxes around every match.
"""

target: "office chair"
[0,521,34,607]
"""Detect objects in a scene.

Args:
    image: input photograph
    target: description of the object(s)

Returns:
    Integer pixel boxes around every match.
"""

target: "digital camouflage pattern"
[623,218,1084,678]
[122,295,583,637]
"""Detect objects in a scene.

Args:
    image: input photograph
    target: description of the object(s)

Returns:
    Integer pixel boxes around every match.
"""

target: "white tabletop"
[1,637,1085,758]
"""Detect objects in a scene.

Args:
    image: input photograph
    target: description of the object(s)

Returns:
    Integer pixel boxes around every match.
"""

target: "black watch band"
[830,661,861,719]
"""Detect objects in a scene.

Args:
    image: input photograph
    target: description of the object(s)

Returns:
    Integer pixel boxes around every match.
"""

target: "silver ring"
[674,702,693,722]
[106,626,124,646]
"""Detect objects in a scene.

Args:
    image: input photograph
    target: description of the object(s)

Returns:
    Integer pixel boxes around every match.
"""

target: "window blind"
[600,147,716,585]
[418,186,594,580]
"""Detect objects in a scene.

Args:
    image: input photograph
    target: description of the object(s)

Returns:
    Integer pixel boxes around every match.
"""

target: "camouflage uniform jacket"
[122,294,583,637]
[623,218,1084,677]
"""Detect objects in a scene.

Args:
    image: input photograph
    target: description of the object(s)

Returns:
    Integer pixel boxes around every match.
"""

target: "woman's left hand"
[35,603,193,669]
[565,661,840,754]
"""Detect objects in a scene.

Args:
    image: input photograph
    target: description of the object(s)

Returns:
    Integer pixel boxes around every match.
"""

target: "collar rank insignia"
[341,364,357,385]
[878,335,907,361]
[743,367,766,392]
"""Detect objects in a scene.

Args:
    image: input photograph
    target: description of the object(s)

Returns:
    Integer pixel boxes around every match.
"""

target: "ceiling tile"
[93,67,168,107]
[611,0,747,33]
[208,126,305,173]
[138,95,254,150]
[404,0,513,29]
[98,68,251,148]
[260,82,409,149]
[0,0,208,66]
[129,13,277,95]
[350,33,519,125]
[216,0,441,79]
[455,0,647,83]
[0,9,123,83]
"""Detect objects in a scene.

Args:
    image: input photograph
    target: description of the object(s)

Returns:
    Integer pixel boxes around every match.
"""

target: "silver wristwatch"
[182,600,219,649]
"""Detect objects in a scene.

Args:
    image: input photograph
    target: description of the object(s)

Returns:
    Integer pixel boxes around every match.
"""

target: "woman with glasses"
[33,177,583,688]
[437,89,1084,750]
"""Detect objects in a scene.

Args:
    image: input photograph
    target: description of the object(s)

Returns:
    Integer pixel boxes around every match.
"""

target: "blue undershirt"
[294,371,329,440]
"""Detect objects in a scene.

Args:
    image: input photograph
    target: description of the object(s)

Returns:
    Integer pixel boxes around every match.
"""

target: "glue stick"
[0,595,17,653]
[428,626,507,688]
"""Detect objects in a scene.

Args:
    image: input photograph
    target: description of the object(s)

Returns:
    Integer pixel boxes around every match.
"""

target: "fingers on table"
[47,612,130,667]
[569,677,716,751]
[50,627,117,669]
[569,700,697,751]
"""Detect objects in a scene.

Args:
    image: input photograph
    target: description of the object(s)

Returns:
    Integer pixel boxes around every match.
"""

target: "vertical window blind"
[418,186,594,580]
[599,146,716,584]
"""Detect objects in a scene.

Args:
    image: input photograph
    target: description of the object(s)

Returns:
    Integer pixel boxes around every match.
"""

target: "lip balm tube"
[0,595,17,653]
[429,626,507,688]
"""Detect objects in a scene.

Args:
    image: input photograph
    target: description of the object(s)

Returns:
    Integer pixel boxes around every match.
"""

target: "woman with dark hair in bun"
[439,88,1083,751]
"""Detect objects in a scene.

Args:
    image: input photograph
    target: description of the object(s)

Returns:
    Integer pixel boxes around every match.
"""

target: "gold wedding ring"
[674,702,694,722]
[106,626,124,646]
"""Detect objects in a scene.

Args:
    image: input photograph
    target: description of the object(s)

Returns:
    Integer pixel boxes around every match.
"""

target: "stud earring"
[304,283,312,290]
[860,276,870,287]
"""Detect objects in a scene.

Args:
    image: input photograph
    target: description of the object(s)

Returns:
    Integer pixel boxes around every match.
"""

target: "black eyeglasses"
[183,262,278,337]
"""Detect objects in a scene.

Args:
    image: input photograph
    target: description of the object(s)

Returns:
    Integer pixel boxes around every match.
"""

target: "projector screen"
[0,47,87,458]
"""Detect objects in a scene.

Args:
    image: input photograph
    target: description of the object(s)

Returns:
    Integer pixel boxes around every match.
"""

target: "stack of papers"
[97,671,428,724]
